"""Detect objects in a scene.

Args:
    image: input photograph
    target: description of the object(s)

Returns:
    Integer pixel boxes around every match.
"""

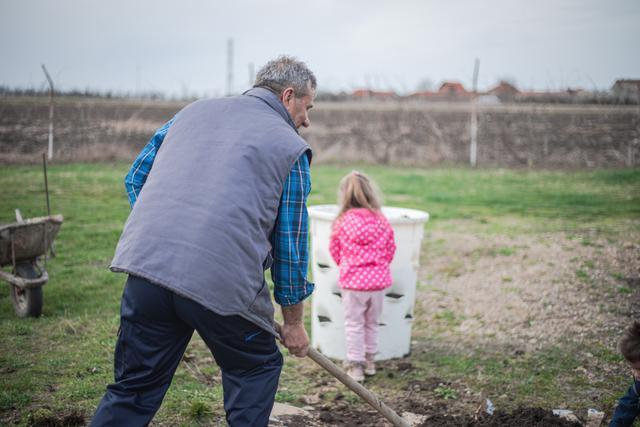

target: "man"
[91,56,316,427]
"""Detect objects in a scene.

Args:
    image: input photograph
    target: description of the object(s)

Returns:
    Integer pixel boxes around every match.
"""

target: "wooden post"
[470,103,478,167]
[42,153,54,260]
[41,64,55,160]
[470,58,480,167]
[629,138,638,167]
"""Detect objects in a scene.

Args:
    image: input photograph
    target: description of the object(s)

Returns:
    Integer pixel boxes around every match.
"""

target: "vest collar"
[243,87,298,133]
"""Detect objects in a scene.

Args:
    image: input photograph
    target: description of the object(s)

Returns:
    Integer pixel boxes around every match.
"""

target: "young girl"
[329,171,396,382]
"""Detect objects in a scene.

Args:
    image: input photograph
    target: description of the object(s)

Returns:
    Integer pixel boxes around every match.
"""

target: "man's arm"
[271,152,314,357]
[280,303,308,357]
[124,118,174,208]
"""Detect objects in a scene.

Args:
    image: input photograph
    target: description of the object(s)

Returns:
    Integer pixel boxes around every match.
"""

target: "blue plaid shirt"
[124,118,314,307]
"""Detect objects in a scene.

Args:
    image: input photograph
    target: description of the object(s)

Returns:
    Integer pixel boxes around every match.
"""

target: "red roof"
[438,81,468,96]
[488,82,519,96]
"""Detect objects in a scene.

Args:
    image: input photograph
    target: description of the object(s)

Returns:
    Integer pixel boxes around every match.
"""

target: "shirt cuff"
[274,281,315,307]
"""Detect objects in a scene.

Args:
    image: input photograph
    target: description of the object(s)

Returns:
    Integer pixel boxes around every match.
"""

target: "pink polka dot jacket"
[329,208,396,291]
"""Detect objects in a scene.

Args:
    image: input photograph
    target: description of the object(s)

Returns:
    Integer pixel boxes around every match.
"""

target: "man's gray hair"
[254,55,317,97]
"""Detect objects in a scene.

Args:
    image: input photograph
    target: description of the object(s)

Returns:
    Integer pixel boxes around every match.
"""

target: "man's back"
[111,88,310,334]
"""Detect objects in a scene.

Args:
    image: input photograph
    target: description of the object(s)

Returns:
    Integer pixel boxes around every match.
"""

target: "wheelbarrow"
[0,212,63,317]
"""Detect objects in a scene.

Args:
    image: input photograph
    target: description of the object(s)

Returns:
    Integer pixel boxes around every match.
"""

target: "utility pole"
[248,62,255,87]
[226,38,234,96]
[41,64,55,160]
[470,58,480,167]
[135,65,140,97]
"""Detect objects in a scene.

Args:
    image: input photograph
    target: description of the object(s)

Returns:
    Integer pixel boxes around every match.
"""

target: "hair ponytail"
[336,171,382,219]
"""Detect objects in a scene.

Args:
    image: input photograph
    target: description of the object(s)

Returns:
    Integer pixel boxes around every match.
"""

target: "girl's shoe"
[346,362,364,382]
[364,353,376,376]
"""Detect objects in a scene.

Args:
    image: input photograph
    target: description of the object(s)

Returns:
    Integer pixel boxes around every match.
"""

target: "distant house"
[351,89,397,101]
[408,82,470,101]
[437,81,469,97]
[611,79,640,99]
[488,81,519,101]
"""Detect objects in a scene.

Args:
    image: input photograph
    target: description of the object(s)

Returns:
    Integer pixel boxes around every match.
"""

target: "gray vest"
[110,88,311,335]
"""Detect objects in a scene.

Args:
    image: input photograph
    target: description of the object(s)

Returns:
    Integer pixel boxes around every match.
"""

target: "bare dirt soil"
[269,221,639,426]
[419,222,639,352]
[273,397,583,426]
[14,221,637,426]
[23,409,85,427]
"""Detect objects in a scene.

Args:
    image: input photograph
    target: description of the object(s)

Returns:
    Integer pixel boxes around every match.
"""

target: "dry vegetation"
[1,96,638,168]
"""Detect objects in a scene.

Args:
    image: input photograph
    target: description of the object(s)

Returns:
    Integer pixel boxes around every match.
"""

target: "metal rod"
[42,153,54,260]
[41,64,55,160]
[42,153,51,217]
[43,222,48,270]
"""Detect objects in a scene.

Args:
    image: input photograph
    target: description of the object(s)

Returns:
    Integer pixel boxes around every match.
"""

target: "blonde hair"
[336,171,382,218]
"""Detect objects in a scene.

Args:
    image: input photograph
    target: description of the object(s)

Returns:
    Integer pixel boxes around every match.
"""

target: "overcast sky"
[1,0,638,97]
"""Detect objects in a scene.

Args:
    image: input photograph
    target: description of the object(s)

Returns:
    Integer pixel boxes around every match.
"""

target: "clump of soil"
[27,409,85,427]
[280,405,583,426]
[417,407,583,426]
[272,414,314,427]
[478,407,582,426]
[318,406,388,426]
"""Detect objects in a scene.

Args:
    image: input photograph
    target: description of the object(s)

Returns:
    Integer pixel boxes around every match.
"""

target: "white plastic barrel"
[308,205,429,360]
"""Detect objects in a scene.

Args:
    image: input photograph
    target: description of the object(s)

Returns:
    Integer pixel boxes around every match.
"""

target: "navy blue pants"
[90,275,282,427]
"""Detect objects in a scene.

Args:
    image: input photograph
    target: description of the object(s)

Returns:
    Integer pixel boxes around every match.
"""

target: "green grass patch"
[310,165,640,228]
[575,269,590,281]
[0,162,638,424]
[434,386,458,400]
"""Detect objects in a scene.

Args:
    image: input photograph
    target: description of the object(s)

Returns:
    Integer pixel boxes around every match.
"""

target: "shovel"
[277,324,410,427]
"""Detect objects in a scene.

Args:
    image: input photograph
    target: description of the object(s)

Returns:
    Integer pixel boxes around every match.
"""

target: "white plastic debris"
[485,398,495,415]
[552,409,580,423]
[586,408,605,427]
[402,411,427,427]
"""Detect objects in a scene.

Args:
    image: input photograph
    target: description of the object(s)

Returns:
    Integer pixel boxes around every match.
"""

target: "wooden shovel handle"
[306,347,410,427]
[275,323,409,427]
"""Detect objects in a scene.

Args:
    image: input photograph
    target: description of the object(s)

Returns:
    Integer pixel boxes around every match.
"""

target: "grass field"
[0,163,639,426]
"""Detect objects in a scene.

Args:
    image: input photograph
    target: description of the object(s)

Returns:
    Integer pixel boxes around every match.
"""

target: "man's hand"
[280,303,309,357]
[281,322,309,357]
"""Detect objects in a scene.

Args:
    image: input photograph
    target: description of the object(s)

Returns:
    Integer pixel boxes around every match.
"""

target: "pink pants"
[342,289,385,362]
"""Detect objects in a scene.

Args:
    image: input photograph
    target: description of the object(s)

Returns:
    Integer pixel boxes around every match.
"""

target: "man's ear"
[281,87,295,105]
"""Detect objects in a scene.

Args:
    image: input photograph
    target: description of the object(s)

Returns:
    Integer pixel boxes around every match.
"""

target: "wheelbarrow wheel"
[10,263,43,318]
